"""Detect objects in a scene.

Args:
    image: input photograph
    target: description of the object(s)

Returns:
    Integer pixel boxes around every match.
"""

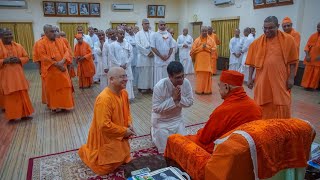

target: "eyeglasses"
[173,74,184,80]
[262,26,277,31]
[282,24,291,28]
[114,74,128,79]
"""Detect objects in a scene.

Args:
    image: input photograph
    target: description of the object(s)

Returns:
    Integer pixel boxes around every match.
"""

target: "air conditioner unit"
[112,4,134,11]
[213,0,233,6]
[0,0,26,8]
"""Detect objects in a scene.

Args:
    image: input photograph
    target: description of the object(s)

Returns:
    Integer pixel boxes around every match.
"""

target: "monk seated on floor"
[165,118,315,180]
[78,67,135,175]
[186,70,262,154]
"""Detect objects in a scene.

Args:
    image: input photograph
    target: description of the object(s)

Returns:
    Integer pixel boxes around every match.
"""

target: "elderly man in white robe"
[135,19,154,92]
[108,29,135,100]
[151,61,194,154]
[177,28,194,74]
[125,26,138,87]
[94,30,109,91]
[151,20,175,86]
[239,27,255,83]
[168,28,178,62]
[229,28,243,71]
[88,26,100,83]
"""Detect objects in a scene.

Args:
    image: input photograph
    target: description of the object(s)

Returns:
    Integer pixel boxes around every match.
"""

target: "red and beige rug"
[27,123,204,180]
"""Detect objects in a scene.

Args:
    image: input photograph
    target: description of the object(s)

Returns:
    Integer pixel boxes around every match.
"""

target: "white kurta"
[169,38,178,62]
[177,34,194,74]
[94,41,109,91]
[89,34,100,82]
[108,40,135,100]
[135,30,154,90]
[229,37,244,71]
[239,34,255,82]
[151,78,194,153]
[151,31,175,86]
[126,35,138,86]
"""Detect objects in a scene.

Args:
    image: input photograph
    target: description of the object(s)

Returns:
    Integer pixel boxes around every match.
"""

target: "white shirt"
[108,40,133,79]
[152,78,194,122]
[151,30,175,67]
[94,41,108,76]
[241,35,255,65]
[135,29,154,67]
[177,34,193,60]
[229,36,244,64]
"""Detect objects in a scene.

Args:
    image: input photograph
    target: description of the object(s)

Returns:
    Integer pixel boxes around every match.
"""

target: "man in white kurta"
[239,27,255,82]
[177,28,194,74]
[94,30,109,91]
[151,61,194,153]
[168,28,178,62]
[125,27,138,87]
[135,19,154,91]
[88,27,100,83]
[108,29,135,100]
[229,28,243,71]
[151,20,174,86]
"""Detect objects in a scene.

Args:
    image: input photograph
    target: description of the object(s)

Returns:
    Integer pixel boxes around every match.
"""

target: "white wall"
[0,0,318,60]
[0,0,184,40]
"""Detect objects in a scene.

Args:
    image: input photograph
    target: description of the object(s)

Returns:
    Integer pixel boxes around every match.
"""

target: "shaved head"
[201,26,208,37]
[264,16,279,26]
[108,67,124,78]
[59,31,66,38]
[142,19,149,23]
[2,28,13,44]
[243,27,251,36]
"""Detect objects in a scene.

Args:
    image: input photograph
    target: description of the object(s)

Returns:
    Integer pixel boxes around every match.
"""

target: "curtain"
[60,23,88,48]
[111,23,136,29]
[212,18,240,58]
[154,23,179,40]
[0,22,34,57]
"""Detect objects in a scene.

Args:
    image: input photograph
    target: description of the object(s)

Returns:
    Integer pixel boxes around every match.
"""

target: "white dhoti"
[137,66,153,89]
[181,58,194,74]
[151,117,186,153]
[99,74,108,91]
[126,79,134,100]
[229,63,241,71]
[93,61,100,82]
[154,66,168,86]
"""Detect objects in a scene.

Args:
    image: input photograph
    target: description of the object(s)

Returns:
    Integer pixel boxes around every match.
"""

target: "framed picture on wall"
[56,2,67,15]
[43,1,55,15]
[148,5,157,17]
[253,0,293,9]
[79,3,90,15]
[68,2,78,16]
[90,3,100,16]
[157,5,165,18]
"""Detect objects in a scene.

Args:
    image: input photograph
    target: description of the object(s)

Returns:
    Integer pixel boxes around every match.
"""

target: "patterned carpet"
[27,123,205,180]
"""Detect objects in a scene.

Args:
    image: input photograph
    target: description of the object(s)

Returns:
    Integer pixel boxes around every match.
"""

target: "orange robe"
[74,41,95,88]
[0,41,34,120]
[190,36,216,94]
[285,28,301,74]
[60,37,76,78]
[301,32,320,89]
[186,87,262,153]
[37,36,74,110]
[246,30,298,119]
[78,88,132,175]
[208,33,220,74]
[0,40,4,110]
[32,38,47,104]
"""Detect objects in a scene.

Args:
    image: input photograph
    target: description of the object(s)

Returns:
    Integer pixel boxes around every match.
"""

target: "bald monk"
[37,24,74,111]
[78,67,136,175]
[301,22,320,90]
[0,29,34,120]
[208,27,220,75]
[60,31,66,38]
[74,34,96,88]
[246,16,298,119]
[190,26,216,94]
[32,33,47,104]
[185,70,262,153]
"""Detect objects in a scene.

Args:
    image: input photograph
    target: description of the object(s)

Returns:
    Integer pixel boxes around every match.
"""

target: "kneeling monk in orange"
[0,28,34,120]
[190,26,216,94]
[185,70,262,153]
[78,67,136,175]
[74,34,95,88]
